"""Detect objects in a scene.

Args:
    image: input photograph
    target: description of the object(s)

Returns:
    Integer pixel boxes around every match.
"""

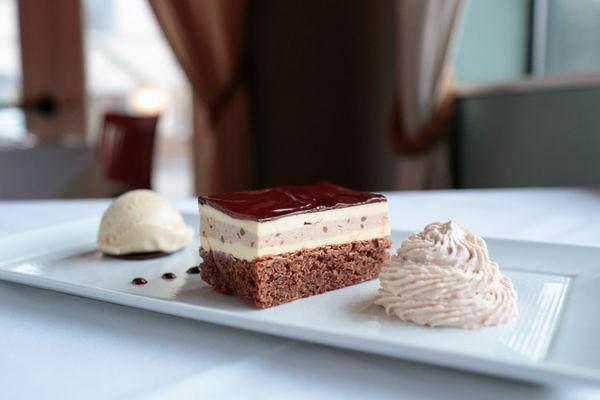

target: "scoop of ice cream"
[376,221,517,329]
[98,189,194,255]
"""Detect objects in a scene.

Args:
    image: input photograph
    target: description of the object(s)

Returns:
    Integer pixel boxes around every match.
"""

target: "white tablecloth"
[1,188,600,399]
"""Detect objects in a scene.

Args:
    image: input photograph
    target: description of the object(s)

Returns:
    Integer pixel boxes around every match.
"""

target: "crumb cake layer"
[200,238,392,308]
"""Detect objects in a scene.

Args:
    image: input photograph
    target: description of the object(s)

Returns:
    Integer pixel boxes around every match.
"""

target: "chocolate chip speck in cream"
[376,221,517,329]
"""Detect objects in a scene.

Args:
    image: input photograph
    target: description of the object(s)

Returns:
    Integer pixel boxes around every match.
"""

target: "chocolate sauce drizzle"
[186,266,200,274]
[198,181,385,221]
[161,272,177,280]
[131,277,147,285]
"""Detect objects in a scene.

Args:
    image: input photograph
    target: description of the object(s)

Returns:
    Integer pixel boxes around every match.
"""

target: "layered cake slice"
[198,182,391,308]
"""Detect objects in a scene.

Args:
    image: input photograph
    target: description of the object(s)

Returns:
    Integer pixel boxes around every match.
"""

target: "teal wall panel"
[456,87,600,187]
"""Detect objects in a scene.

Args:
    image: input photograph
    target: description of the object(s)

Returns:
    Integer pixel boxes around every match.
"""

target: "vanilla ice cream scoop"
[98,189,194,256]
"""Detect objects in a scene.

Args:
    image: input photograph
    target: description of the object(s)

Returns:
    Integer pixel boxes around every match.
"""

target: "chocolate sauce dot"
[240,228,245,236]
[131,277,147,285]
[162,272,176,280]
[220,235,225,243]
[361,216,367,222]
[322,226,328,233]
[186,266,200,274]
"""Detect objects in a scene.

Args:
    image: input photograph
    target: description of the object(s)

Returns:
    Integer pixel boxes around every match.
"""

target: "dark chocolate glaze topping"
[198,182,386,221]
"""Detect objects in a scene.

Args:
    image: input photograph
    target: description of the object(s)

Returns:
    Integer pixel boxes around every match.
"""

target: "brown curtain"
[390,0,463,189]
[18,0,86,140]
[149,0,252,195]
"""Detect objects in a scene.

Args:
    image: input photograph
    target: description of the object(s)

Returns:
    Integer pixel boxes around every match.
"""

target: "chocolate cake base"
[200,238,391,308]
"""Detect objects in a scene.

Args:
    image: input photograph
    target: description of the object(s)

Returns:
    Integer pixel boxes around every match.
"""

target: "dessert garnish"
[186,266,200,274]
[98,190,194,258]
[131,277,148,285]
[376,221,517,329]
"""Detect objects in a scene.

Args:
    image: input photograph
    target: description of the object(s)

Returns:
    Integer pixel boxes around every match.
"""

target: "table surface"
[2,188,600,399]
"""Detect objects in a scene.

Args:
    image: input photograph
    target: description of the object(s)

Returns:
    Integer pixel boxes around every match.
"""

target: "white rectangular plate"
[0,214,599,385]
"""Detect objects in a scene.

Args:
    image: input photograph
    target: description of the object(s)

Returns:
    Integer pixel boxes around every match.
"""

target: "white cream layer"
[199,202,389,235]
[199,202,390,261]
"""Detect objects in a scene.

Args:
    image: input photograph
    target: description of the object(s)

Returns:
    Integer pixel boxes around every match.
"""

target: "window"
[455,0,600,85]
[83,0,193,196]
[454,0,531,85]
[533,0,600,76]
[0,0,26,141]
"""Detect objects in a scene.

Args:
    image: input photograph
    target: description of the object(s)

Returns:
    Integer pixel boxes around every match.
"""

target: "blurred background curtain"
[149,0,252,195]
[18,0,86,141]
[249,0,395,191]
[390,0,463,189]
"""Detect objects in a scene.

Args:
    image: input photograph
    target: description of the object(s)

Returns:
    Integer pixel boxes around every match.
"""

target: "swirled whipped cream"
[376,221,517,329]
